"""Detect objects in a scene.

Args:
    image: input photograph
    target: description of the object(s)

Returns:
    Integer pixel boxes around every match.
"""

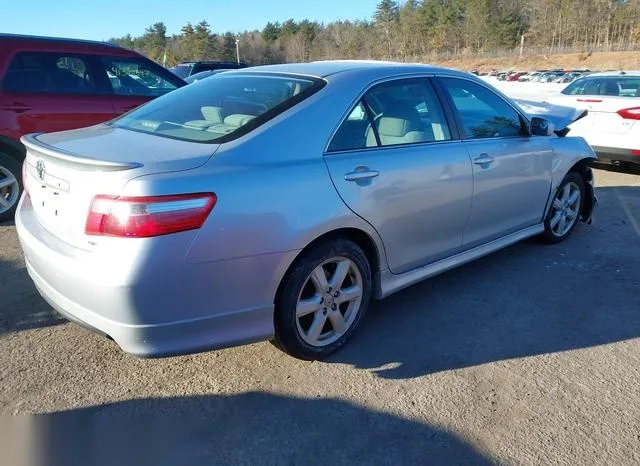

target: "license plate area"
[28,163,70,222]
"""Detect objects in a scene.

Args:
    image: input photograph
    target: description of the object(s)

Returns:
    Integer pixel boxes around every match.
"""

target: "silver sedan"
[16,61,597,360]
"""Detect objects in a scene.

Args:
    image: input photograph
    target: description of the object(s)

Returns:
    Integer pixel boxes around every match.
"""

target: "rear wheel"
[273,239,372,360]
[0,152,22,223]
[540,172,584,244]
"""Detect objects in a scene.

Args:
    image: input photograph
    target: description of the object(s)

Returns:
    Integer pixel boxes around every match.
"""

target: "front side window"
[3,52,96,94]
[440,77,524,139]
[110,73,323,143]
[328,78,451,152]
[563,77,640,97]
[102,57,179,97]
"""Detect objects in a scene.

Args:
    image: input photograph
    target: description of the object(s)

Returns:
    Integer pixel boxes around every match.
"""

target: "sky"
[0,0,381,41]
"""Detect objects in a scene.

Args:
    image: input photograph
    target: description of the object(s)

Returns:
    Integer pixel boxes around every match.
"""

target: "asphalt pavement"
[1,167,639,465]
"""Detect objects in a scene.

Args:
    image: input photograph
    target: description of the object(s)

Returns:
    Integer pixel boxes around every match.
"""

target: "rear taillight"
[617,107,640,120]
[85,193,216,238]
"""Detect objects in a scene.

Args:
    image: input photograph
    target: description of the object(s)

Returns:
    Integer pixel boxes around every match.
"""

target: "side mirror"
[530,117,555,136]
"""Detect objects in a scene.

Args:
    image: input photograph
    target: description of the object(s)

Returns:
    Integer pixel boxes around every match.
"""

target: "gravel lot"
[1,167,639,465]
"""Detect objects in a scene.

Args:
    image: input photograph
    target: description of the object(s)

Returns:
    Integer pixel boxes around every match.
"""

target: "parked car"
[555,72,583,84]
[184,69,232,84]
[539,71,566,83]
[546,71,640,168]
[507,72,527,82]
[170,61,248,79]
[518,72,539,82]
[16,61,596,360]
[0,33,186,221]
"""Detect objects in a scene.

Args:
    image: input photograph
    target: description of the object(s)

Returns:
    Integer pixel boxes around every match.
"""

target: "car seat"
[366,101,428,146]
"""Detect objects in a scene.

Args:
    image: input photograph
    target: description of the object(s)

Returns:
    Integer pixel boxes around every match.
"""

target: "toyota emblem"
[36,160,45,181]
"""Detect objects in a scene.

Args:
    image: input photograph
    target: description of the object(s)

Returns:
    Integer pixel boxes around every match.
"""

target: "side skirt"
[376,224,544,299]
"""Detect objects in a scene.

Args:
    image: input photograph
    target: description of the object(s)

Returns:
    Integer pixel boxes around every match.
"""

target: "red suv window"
[4,52,97,94]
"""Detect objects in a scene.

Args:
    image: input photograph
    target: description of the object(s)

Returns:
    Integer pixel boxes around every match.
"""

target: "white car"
[546,71,640,167]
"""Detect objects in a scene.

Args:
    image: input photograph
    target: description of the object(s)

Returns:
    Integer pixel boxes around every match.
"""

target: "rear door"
[0,51,114,136]
[436,76,553,248]
[99,56,183,114]
[324,77,473,274]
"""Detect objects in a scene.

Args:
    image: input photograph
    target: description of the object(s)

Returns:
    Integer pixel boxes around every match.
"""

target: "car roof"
[0,33,138,57]
[175,61,245,66]
[228,60,469,79]
[579,70,640,78]
[0,33,122,49]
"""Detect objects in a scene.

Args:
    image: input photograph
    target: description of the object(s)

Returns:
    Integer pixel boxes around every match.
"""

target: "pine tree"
[374,0,399,59]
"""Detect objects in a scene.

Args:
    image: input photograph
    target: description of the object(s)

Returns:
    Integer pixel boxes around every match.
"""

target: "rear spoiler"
[513,99,589,137]
[21,133,142,171]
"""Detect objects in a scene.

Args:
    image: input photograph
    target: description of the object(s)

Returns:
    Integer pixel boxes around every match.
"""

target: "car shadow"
[14,392,492,466]
[329,185,640,379]
[0,258,65,336]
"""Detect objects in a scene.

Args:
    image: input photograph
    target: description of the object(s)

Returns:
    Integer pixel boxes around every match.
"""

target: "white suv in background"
[546,71,640,168]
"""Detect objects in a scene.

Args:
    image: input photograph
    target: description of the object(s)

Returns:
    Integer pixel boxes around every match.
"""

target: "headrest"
[600,81,620,96]
[377,102,422,137]
[201,106,223,123]
[224,114,256,127]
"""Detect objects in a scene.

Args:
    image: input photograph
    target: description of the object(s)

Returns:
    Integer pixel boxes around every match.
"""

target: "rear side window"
[3,52,96,94]
[328,78,451,152]
[102,57,179,97]
[440,77,523,139]
[110,73,325,143]
[563,77,640,97]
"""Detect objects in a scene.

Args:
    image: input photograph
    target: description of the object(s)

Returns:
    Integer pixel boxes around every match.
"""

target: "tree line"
[109,0,640,67]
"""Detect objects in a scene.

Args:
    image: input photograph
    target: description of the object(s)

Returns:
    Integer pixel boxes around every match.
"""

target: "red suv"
[0,33,185,221]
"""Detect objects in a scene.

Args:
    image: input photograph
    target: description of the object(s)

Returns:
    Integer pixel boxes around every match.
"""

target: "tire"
[0,152,23,223]
[273,239,372,360]
[540,171,585,244]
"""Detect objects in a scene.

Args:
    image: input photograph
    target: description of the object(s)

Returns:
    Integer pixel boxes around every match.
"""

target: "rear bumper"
[26,258,274,357]
[16,194,296,357]
[591,146,640,166]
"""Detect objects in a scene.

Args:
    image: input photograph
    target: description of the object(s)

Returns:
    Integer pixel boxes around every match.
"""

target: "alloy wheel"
[295,257,363,347]
[0,165,19,215]
[549,181,581,237]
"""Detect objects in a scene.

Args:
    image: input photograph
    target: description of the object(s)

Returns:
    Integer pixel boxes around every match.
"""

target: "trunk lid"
[544,94,640,135]
[22,125,218,250]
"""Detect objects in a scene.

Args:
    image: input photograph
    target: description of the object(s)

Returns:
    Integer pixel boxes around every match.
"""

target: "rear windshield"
[562,76,640,97]
[110,73,324,143]
[169,64,193,79]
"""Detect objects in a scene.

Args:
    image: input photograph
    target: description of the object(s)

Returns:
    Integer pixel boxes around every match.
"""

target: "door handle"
[473,154,495,166]
[344,169,380,182]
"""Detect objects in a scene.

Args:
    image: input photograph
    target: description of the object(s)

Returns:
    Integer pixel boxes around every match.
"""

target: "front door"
[99,56,181,115]
[324,78,473,274]
[437,77,554,248]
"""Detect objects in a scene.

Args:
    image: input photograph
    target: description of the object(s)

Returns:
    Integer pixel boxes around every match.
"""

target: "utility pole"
[235,34,240,64]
